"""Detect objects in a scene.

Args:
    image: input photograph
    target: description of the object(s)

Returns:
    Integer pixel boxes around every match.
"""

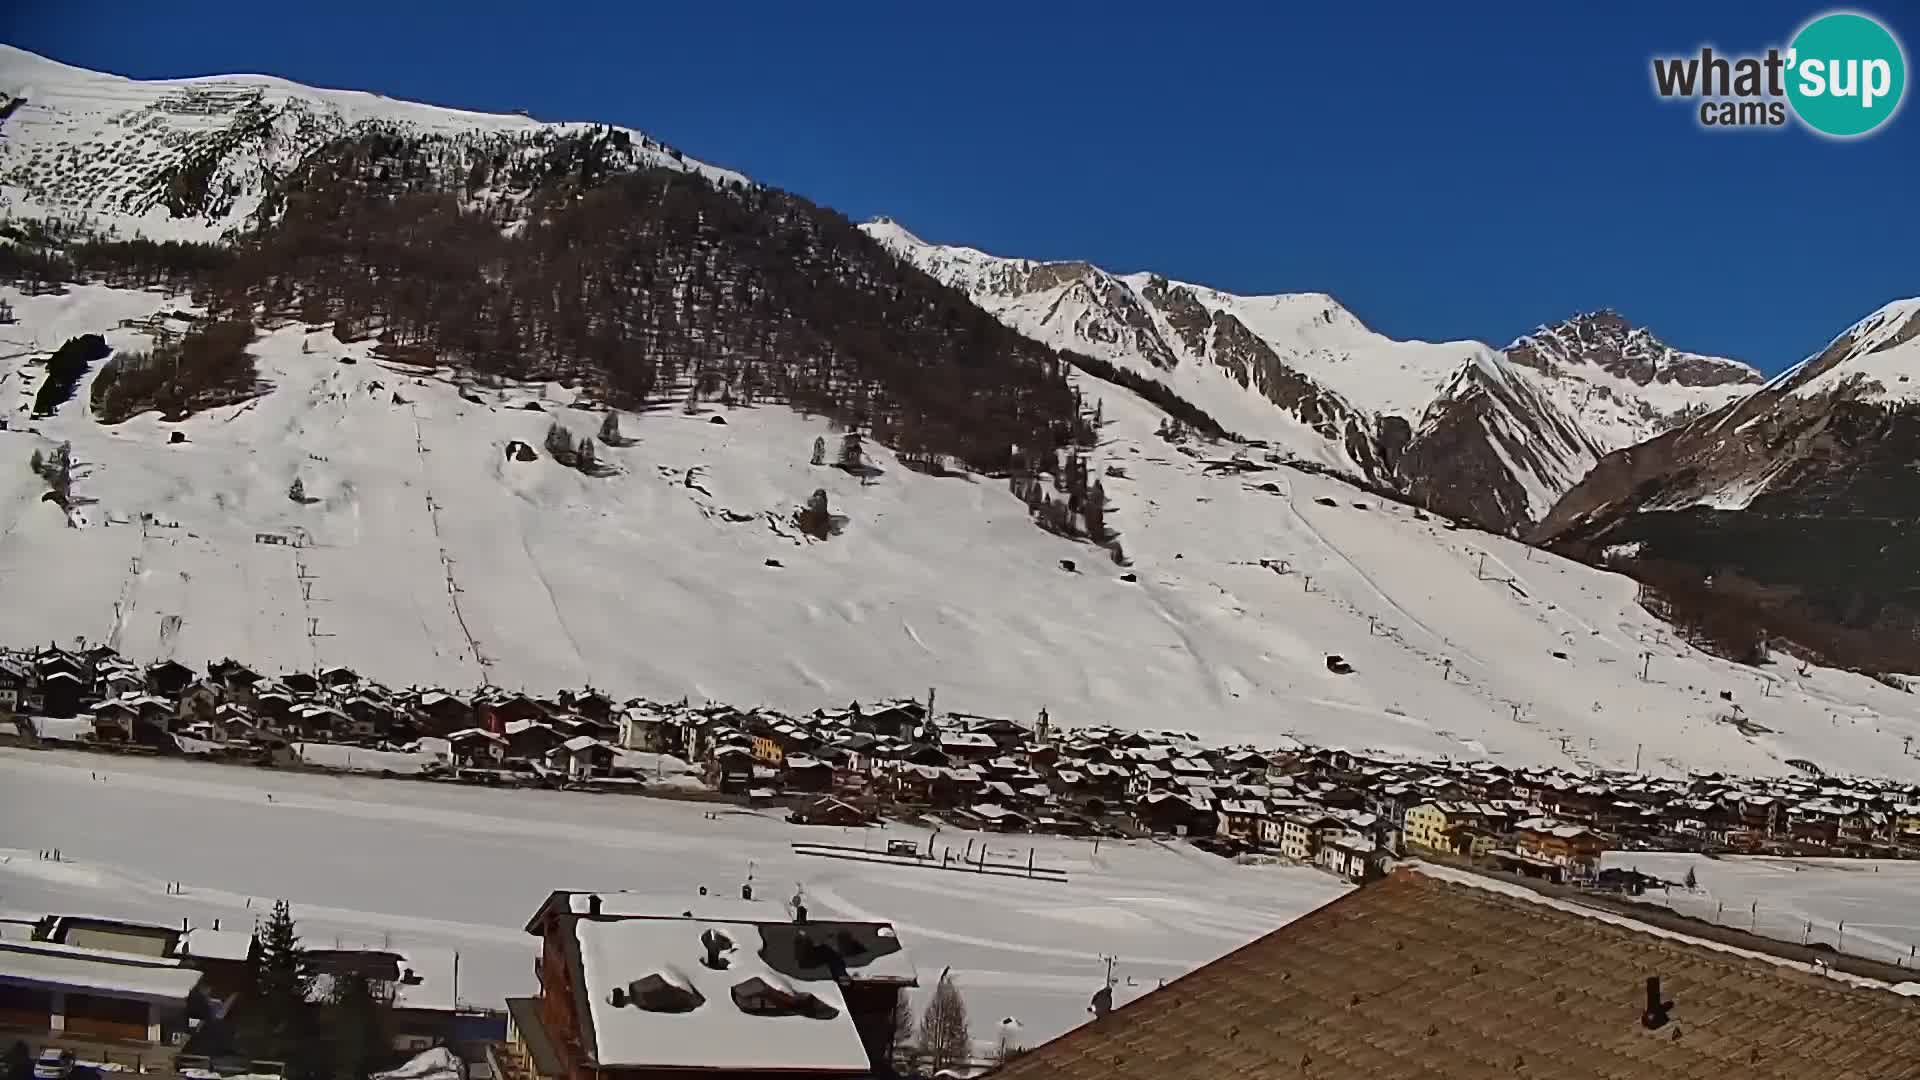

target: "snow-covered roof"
[573,919,880,1070]
[940,732,997,749]
[0,940,203,1002]
[177,927,255,962]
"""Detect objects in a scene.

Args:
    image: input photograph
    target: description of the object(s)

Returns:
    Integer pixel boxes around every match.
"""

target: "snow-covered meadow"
[0,748,1351,1046]
[1599,851,1920,969]
[5,283,1920,781]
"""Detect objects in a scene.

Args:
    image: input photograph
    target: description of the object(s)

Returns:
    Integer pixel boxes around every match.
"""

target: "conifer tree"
[250,900,314,1063]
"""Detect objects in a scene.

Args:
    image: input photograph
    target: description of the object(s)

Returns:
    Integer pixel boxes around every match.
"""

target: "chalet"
[82,644,122,667]
[487,693,552,728]
[782,755,835,793]
[206,658,263,694]
[448,728,509,768]
[550,736,615,781]
[1403,800,1508,854]
[1169,757,1215,782]
[279,670,321,695]
[291,704,352,740]
[1511,818,1606,881]
[1314,833,1388,883]
[853,698,926,739]
[1134,791,1214,836]
[413,691,474,735]
[1277,811,1348,862]
[788,797,873,827]
[33,649,84,683]
[145,660,197,697]
[966,803,1030,832]
[507,720,567,762]
[939,731,998,764]
[38,669,85,718]
[89,698,139,742]
[317,665,361,689]
[511,891,917,1080]
[1215,800,1269,845]
[960,714,1029,750]
[564,689,616,723]
[708,747,754,793]
[1729,794,1782,837]
[617,708,672,753]
[97,667,144,700]
[0,658,26,715]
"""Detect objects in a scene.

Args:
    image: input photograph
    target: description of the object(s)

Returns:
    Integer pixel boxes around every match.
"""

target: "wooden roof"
[993,869,1920,1080]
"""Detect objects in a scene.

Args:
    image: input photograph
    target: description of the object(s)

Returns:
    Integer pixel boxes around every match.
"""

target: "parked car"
[886,839,921,858]
[33,1050,74,1080]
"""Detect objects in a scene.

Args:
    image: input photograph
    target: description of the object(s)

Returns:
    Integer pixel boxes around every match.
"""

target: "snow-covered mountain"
[1537,298,1920,672]
[0,44,744,242]
[1505,309,1762,449]
[862,219,1759,534]
[4,49,1917,778]
[7,282,1920,782]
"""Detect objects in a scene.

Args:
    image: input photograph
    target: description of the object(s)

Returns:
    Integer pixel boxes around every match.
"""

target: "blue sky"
[5,1,1916,372]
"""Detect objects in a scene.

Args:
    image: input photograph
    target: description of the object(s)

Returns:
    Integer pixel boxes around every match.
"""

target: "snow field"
[0,748,1351,1047]
[1599,851,1920,969]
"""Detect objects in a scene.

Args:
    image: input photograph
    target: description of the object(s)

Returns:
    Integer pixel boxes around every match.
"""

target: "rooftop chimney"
[1641,975,1672,1029]
[587,893,602,917]
[701,928,733,970]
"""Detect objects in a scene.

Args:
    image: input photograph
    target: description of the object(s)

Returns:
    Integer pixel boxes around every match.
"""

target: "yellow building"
[750,734,785,767]
[1404,801,1505,853]
[1894,806,1920,839]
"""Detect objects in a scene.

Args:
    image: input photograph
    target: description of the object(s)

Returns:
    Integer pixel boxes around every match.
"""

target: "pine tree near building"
[248,900,316,1066]
[810,436,826,467]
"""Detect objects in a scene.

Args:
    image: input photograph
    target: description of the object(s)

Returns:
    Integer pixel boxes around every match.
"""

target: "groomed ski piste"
[5,282,1920,782]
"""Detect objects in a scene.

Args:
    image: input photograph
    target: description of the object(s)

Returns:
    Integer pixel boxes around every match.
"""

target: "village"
[6,641,1920,1080]
[6,641,1920,891]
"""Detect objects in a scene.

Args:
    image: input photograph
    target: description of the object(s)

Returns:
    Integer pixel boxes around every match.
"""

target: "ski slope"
[5,284,1920,781]
[0,748,1353,1048]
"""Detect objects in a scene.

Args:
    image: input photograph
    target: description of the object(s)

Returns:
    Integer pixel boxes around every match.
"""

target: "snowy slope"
[7,284,1920,782]
[1775,298,1920,406]
[0,44,744,242]
[1505,310,1761,451]
[861,219,1746,533]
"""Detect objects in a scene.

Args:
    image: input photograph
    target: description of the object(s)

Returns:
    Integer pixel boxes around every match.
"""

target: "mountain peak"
[1508,310,1759,390]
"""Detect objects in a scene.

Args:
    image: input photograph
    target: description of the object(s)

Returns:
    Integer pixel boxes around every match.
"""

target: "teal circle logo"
[1786,12,1906,137]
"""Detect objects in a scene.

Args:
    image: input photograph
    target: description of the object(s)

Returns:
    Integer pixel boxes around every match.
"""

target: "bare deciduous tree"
[917,970,971,1075]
